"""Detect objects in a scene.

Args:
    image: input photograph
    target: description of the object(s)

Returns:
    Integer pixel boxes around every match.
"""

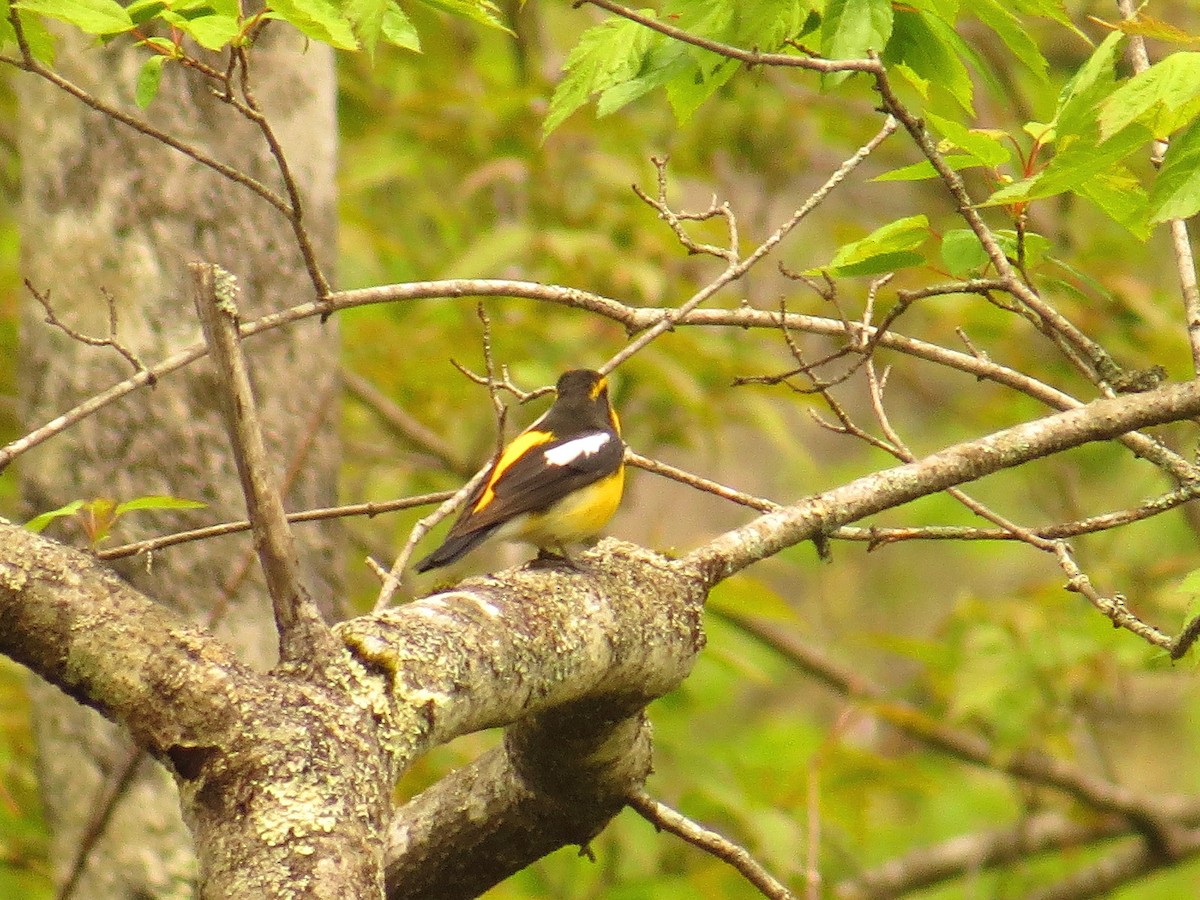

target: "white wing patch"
[543,432,611,466]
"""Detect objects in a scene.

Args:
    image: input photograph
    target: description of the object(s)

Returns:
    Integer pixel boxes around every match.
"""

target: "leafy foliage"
[5,0,1200,896]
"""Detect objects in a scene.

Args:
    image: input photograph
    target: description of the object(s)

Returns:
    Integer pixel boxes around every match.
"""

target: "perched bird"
[414,369,625,573]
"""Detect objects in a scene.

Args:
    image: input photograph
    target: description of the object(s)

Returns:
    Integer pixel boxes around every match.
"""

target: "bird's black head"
[556,369,607,402]
[550,369,618,433]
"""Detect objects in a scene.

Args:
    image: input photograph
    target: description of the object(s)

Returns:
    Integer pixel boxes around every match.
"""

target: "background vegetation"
[4,0,1200,896]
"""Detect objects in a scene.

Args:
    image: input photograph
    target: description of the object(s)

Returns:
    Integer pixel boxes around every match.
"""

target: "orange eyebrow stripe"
[472,429,554,512]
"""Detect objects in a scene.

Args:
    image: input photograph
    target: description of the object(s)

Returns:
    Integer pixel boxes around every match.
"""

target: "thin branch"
[5,282,1197,487]
[1116,0,1200,376]
[725,614,1190,839]
[578,0,881,74]
[625,450,778,512]
[227,46,330,299]
[190,263,334,668]
[683,376,1200,597]
[55,749,145,900]
[871,63,1131,394]
[603,115,898,374]
[97,492,455,561]
[372,465,491,611]
[627,789,796,900]
[26,281,147,376]
[836,810,1129,898]
[1026,829,1200,900]
[3,10,289,215]
[832,478,1200,544]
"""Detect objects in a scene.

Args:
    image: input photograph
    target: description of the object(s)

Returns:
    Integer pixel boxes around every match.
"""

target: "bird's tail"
[413,524,501,573]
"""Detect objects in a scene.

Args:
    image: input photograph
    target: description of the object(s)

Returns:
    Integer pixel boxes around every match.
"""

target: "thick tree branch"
[386,707,653,899]
[686,378,1200,587]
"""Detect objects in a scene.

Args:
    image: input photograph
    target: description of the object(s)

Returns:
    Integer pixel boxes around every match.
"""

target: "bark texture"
[0,526,707,897]
[17,27,339,898]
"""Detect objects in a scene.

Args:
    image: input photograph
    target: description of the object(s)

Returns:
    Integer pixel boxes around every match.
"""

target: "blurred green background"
[5,0,1200,897]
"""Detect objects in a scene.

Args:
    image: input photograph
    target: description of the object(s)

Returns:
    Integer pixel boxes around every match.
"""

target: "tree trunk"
[17,27,339,898]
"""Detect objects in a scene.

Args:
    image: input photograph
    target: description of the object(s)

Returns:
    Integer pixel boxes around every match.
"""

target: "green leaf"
[940,228,1051,276]
[15,0,132,34]
[381,3,419,51]
[970,0,1048,80]
[732,0,812,49]
[984,124,1150,207]
[665,55,739,122]
[135,54,166,107]
[113,495,208,515]
[873,154,985,182]
[1150,116,1200,224]
[268,0,357,49]
[1053,31,1123,136]
[176,13,241,50]
[941,229,989,277]
[0,9,56,61]
[926,112,1011,166]
[815,214,930,276]
[543,16,657,137]
[418,0,509,34]
[23,500,84,534]
[1099,52,1200,141]
[125,0,166,25]
[1077,166,1150,238]
[884,8,974,114]
[821,0,892,86]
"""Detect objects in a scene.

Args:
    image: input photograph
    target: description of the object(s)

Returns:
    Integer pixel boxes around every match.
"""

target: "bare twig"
[373,466,491,611]
[3,10,289,215]
[604,115,899,374]
[227,46,330,299]
[27,281,146,376]
[5,282,1197,486]
[190,263,334,668]
[625,450,778,512]
[97,492,455,561]
[627,789,797,900]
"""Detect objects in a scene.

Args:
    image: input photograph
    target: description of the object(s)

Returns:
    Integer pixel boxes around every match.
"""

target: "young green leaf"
[23,500,84,534]
[268,0,357,50]
[873,154,984,182]
[1149,116,1200,225]
[381,3,419,52]
[543,16,657,137]
[15,0,132,35]
[821,0,892,87]
[884,8,974,114]
[941,229,989,277]
[418,0,509,34]
[927,112,1011,166]
[113,495,208,515]
[814,214,930,277]
[174,14,241,50]
[1099,52,1200,141]
[970,0,1048,80]
[135,53,167,107]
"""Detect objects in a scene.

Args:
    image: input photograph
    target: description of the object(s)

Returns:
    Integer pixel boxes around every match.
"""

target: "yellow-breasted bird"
[414,369,625,573]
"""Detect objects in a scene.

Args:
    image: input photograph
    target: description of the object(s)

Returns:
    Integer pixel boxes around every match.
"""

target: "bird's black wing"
[453,428,623,534]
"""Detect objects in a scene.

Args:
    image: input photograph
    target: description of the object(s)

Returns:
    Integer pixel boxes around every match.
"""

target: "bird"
[414,369,625,573]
